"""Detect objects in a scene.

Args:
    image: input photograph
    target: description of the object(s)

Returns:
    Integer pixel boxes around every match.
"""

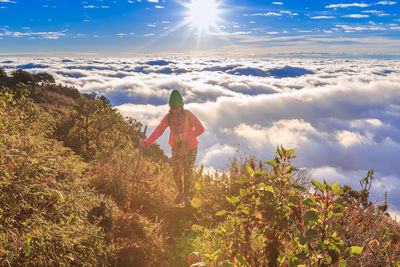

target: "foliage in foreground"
[0,90,114,265]
[190,147,400,266]
[0,71,173,266]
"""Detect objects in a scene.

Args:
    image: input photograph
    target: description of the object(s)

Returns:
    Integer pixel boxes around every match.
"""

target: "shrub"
[191,147,400,266]
[0,91,115,266]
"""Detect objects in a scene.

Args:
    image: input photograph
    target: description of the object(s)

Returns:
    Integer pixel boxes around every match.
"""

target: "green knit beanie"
[168,90,184,106]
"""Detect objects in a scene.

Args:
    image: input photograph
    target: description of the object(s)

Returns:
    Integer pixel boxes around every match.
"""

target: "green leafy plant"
[191,147,400,266]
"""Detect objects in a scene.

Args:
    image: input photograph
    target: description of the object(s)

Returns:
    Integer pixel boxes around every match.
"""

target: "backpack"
[167,109,192,144]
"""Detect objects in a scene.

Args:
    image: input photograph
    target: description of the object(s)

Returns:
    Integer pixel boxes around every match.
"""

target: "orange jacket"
[144,110,204,150]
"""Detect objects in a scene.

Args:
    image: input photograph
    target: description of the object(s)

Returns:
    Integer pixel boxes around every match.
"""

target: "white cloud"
[326,3,371,8]
[311,16,336,19]
[336,24,384,30]
[336,130,374,147]
[343,14,370,18]
[231,119,320,148]
[280,10,298,15]
[210,31,252,36]
[0,30,66,39]
[362,10,384,14]
[272,2,283,4]
[200,144,236,167]
[148,0,158,2]
[0,0,16,3]
[155,5,164,8]
[116,103,168,126]
[248,12,282,16]
[244,10,298,16]
[376,1,397,4]
[350,118,383,128]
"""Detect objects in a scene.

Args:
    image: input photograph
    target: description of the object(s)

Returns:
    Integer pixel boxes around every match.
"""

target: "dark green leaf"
[215,210,228,216]
[241,207,249,215]
[304,210,319,223]
[254,235,264,245]
[311,179,325,192]
[295,251,308,259]
[246,165,255,177]
[24,243,30,256]
[266,160,277,167]
[228,196,239,206]
[237,175,248,185]
[306,229,320,239]
[255,170,266,178]
[331,182,343,195]
[7,252,13,262]
[278,148,284,158]
[240,188,248,197]
[349,246,363,256]
[235,252,249,266]
[302,197,317,207]
[26,233,32,244]
[292,181,306,191]
[211,248,221,259]
[335,203,344,209]
[265,185,274,193]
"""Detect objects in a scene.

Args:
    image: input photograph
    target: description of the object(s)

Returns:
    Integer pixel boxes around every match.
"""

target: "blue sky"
[1,0,400,55]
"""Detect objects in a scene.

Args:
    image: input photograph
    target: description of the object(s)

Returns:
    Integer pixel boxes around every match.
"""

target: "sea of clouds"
[2,56,400,215]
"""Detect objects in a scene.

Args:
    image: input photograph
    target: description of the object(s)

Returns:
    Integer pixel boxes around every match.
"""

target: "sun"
[183,0,222,34]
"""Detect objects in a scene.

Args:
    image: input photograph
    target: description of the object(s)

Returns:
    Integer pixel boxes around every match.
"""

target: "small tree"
[11,69,35,86]
[34,73,55,85]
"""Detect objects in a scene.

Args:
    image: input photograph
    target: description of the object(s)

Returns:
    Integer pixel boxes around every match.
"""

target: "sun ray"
[182,0,223,35]
[136,0,226,54]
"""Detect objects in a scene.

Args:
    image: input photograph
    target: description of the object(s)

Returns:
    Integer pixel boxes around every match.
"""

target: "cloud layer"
[1,56,400,214]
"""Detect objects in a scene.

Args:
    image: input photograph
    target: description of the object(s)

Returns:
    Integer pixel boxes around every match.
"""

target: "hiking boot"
[174,192,184,204]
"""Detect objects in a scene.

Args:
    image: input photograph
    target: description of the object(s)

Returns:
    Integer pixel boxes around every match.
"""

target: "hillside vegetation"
[1,68,400,266]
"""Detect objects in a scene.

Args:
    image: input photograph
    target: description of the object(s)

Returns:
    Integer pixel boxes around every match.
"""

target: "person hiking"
[141,90,204,205]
